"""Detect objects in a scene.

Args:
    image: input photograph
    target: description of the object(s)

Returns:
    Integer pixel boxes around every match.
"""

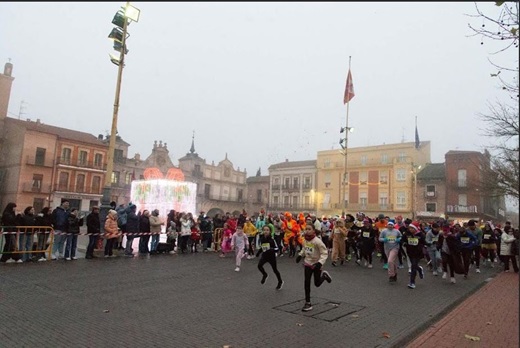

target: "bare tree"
[468,2,519,201]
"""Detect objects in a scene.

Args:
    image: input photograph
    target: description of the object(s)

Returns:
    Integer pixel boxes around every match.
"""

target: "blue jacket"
[456,231,477,250]
[52,206,69,231]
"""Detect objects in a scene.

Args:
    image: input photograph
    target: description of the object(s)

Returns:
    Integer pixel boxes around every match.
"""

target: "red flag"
[343,69,355,104]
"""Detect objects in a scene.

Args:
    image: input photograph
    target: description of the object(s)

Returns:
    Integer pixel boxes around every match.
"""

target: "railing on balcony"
[22,183,52,194]
[56,157,107,170]
[331,203,394,212]
[272,184,280,190]
[303,183,312,189]
[53,184,103,195]
[446,205,478,213]
[25,155,54,168]
[198,193,244,203]
[267,204,316,211]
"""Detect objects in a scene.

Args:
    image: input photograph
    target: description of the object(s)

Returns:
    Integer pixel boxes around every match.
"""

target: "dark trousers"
[274,234,283,255]
[345,239,359,260]
[180,235,189,253]
[1,234,16,262]
[398,245,407,265]
[472,246,481,267]
[409,257,420,283]
[442,252,455,277]
[202,232,212,250]
[139,235,150,254]
[461,248,472,275]
[322,235,330,250]
[64,234,78,258]
[104,238,115,256]
[86,235,99,257]
[361,246,374,264]
[503,255,519,272]
[304,265,325,303]
[378,241,388,263]
[258,253,282,283]
[248,236,256,256]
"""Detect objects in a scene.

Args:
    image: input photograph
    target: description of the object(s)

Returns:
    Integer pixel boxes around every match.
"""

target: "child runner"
[256,226,284,290]
[296,224,332,312]
[219,223,233,258]
[331,219,347,266]
[402,223,426,289]
[231,227,248,272]
[379,221,402,283]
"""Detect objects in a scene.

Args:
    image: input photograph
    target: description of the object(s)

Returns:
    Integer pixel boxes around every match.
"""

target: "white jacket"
[500,232,516,256]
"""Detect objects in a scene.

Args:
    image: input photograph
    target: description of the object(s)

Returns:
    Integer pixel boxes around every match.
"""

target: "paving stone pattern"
[0,250,501,348]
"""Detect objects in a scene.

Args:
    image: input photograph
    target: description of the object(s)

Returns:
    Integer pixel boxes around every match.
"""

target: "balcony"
[272,184,280,190]
[56,157,107,170]
[447,205,478,213]
[333,203,394,212]
[267,204,316,211]
[22,183,51,194]
[198,193,244,203]
[53,184,103,195]
[25,155,54,168]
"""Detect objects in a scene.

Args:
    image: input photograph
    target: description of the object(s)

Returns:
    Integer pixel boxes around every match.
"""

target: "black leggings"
[304,265,324,303]
[258,253,282,283]
[441,252,455,277]
[361,246,374,264]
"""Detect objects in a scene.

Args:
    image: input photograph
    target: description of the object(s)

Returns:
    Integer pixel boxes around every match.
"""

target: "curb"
[393,271,500,348]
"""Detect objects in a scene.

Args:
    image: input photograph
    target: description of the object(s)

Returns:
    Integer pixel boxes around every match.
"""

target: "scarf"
[304,233,316,241]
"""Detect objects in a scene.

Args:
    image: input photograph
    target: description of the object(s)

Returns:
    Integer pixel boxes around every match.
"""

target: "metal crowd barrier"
[0,226,54,261]
[213,228,223,251]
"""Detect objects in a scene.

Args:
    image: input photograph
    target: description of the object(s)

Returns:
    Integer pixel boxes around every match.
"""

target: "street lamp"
[411,163,422,220]
[101,2,140,216]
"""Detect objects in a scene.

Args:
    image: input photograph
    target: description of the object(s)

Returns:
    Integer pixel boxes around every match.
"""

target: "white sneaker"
[368,264,373,269]
[442,272,447,279]
[72,257,78,260]
[5,258,15,264]
[476,268,480,273]
[65,257,72,261]
[437,267,443,274]
[450,277,456,284]
[38,257,47,262]
[235,267,240,272]
[433,271,438,276]
[16,259,23,263]
[169,250,176,254]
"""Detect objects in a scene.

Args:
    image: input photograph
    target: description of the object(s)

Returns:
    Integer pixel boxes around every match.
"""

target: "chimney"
[98,134,103,140]
[134,153,140,161]
[285,158,289,162]
[36,118,41,124]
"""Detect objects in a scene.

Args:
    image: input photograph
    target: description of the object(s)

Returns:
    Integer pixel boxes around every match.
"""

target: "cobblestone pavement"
[406,271,519,348]
[0,246,504,348]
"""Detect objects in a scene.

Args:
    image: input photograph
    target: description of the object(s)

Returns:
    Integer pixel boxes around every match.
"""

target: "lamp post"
[411,163,422,220]
[100,2,140,217]
[340,126,354,217]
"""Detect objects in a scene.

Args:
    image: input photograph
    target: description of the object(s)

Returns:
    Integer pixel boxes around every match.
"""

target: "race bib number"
[461,237,470,244]
[261,243,270,252]
[408,238,419,246]
[304,242,314,255]
[287,223,292,229]
[483,234,491,239]
[387,236,396,244]
[363,232,370,238]
[432,237,438,242]
[334,229,341,234]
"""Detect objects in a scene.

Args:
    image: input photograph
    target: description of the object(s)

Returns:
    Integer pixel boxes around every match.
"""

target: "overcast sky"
[0,2,516,176]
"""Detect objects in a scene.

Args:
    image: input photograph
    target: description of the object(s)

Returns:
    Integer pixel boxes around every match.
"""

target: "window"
[381,154,388,164]
[323,159,331,168]
[35,148,46,166]
[458,169,467,187]
[273,196,279,205]
[324,173,331,187]
[238,189,243,202]
[458,193,467,206]
[380,171,388,184]
[304,195,310,205]
[322,193,331,209]
[304,177,311,188]
[360,172,367,185]
[111,171,120,184]
[256,189,262,203]
[293,177,299,189]
[204,184,211,198]
[284,178,290,189]
[292,196,298,206]
[92,176,101,194]
[398,152,406,163]
[224,167,231,177]
[396,168,406,181]
[58,172,69,191]
[283,196,290,205]
[125,172,133,185]
[78,150,88,166]
[396,191,406,208]
[94,153,103,168]
[426,185,436,197]
[360,192,368,208]
[76,174,85,192]
[361,155,367,166]
[379,192,388,207]
[62,148,71,164]
[32,174,43,191]
[33,198,45,213]
[426,203,436,212]
[114,149,124,163]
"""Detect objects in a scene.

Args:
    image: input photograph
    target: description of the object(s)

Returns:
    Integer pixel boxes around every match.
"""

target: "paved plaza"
[0,238,506,348]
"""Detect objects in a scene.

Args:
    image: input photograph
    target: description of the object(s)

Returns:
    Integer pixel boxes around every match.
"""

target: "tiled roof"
[6,117,106,147]
[417,163,445,180]
[268,160,316,170]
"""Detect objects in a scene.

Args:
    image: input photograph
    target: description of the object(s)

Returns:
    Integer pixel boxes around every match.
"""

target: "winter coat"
[104,214,119,239]
[500,232,516,256]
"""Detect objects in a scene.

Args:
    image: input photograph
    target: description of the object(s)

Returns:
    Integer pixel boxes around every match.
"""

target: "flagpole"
[342,56,352,218]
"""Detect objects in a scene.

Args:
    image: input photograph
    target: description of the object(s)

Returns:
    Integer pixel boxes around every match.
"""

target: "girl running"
[256,226,284,290]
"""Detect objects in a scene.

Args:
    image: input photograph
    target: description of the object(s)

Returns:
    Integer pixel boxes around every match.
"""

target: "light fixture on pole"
[100,1,140,224]
[411,163,422,220]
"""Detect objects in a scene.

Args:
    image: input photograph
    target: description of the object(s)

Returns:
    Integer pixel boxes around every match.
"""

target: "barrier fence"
[1,227,227,259]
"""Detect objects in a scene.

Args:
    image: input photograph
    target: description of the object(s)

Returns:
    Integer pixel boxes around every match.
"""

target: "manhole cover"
[273,297,365,322]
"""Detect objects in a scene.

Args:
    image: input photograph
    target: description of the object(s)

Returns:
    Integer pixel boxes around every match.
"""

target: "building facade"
[178,137,247,217]
[245,174,270,216]
[416,163,446,221]
[267,160,317,215]
[316,141,431,218]
[444,150,506,223]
